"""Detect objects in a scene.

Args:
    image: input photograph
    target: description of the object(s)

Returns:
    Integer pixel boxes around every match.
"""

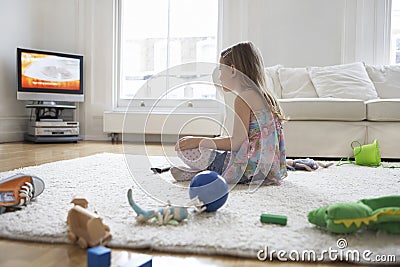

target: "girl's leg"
[177,147,216,170]
[171,148,216,181]
[170,166,200,182]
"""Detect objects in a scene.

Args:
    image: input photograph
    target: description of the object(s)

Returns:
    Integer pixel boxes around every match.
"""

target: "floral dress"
[218,108,287,185]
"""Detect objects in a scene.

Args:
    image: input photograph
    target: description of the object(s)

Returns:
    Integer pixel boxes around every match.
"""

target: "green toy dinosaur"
[308,195,400,234]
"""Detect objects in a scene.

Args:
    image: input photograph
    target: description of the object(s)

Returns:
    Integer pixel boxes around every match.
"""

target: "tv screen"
[17,48,84,102]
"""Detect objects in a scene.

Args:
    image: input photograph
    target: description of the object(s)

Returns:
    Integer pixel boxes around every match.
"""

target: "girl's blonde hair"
[221,41,286,122]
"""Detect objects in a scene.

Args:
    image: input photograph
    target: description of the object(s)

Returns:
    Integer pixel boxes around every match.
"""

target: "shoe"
[170,166,200,182]
[0,173,45,214]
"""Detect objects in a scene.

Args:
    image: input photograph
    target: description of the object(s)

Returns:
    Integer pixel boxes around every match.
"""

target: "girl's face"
[219,57,234,92]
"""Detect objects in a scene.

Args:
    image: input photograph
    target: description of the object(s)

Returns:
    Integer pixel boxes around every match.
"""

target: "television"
[17,48,84,103]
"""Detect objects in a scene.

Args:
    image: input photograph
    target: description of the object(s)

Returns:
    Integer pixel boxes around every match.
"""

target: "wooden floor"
[0,141,346,267]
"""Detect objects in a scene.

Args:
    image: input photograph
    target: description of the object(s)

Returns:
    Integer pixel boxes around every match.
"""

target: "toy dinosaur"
[127,189,205,225]
[308,195,400,234]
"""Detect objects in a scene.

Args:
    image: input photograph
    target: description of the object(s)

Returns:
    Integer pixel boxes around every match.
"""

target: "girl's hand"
[175,136,202,151]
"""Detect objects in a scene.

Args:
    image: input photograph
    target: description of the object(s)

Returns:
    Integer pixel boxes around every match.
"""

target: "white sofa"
[264,62,400,159]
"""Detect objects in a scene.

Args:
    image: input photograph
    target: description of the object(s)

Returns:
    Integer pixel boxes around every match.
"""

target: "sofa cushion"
[264,65,283,98]
[365,99,400,121]
[309,62,378,101]
[278,67,318,98]
[365,65,400,98]
[279,98,366,121]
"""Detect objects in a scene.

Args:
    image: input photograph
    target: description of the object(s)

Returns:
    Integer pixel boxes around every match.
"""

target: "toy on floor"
[260,213,287,225]
[308,195,400,234]
[87,246,111,267]
[189,170,229,212]
[67,196,112,248]
[150,164,172,174]
[127,189,205,226]
[0,173,45,214]
[286,158,333,171]
[71,196,89,208]
[337,139,382,167]
[119,253,152,267]
[352,139,381,166]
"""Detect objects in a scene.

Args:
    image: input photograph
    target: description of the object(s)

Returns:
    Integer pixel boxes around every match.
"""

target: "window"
[391,0,400,64]
[116,0,221,109]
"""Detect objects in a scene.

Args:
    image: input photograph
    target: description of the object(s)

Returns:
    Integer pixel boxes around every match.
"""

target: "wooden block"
[118,253,152,267]
[87,246,111,267]
[260,213,287,225]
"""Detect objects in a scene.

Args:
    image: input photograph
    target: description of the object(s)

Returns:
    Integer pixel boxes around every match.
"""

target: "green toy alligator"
[308,195,400,234]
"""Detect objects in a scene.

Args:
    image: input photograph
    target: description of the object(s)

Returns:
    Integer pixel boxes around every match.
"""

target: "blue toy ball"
[189,170,229,212]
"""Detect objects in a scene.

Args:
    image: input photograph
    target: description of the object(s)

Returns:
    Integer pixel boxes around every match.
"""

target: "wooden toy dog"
[67,197,112,248]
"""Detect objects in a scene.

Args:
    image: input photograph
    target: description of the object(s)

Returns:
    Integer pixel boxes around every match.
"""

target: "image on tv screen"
[21,52,81,91]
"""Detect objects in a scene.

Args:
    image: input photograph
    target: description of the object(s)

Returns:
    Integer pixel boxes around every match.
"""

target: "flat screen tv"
[17,48,84,102]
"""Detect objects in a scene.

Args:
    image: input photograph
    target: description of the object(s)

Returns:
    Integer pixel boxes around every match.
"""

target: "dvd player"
[28,127,79,136]
[29,121,79,127]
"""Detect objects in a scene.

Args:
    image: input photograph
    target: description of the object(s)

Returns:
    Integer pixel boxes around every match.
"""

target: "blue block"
[87,246,111,267]
[119,253,152,267]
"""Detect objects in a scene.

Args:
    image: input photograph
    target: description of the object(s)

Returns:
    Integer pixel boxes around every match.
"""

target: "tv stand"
[25,102,81,143]
[25,103,76,121]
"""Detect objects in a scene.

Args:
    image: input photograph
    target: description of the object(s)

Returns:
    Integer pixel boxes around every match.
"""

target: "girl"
[171,41,287,186]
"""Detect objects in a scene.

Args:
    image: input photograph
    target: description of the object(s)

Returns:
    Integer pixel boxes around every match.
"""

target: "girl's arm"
[176,96,250,151]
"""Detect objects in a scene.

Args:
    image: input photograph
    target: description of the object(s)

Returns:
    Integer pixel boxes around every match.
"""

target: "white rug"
[0,153,399,264]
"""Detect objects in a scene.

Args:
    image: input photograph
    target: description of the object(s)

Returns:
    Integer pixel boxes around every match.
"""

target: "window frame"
[113,0,224,112]
[391,0,400,64]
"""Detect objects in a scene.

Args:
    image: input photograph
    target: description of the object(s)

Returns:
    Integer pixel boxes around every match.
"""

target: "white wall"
[0,0,113,142]
[0,0,390,142]
[0,1,36,142]
[0,0,83,142]
[223,0,346,67]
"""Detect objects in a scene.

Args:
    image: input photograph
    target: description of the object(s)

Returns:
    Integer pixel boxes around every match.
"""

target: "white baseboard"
[0,116,28,143]
[82,134,110,141]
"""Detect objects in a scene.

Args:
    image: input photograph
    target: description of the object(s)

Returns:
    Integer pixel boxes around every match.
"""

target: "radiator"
[103,111,223,136]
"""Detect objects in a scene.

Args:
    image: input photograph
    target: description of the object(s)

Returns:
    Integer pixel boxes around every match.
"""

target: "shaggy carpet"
[0,153,399,264]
